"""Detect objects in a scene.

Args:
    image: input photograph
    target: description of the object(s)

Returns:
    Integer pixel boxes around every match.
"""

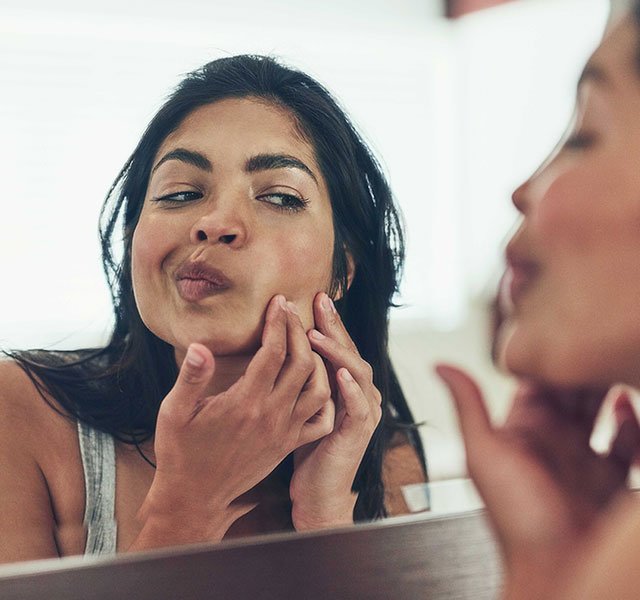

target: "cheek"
[533,173,597,249]
[131,217,172,302]
[263,225,334,324]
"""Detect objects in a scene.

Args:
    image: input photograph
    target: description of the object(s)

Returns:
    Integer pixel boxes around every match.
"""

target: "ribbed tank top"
[77,420,118,556]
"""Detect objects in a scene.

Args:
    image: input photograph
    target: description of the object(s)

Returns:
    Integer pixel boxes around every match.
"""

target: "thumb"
[435,364,493,452]
[165,343,215,415]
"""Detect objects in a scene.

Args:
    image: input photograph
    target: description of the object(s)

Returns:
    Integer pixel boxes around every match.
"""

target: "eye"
[256,192,309,213]
[152,190,203,205]
[564,131,597,151]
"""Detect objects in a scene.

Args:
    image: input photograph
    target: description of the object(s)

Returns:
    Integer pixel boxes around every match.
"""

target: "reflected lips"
[505,249,538,307]
[175,261,232,302]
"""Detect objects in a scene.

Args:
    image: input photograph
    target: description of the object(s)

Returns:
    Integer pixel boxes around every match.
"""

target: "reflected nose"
[190,204,248,248]
[511,180,530,215]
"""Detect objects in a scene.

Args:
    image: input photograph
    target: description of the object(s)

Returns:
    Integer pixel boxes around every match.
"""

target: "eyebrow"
[245,153,318,186]
[151,148,318,186]
[152,148,212,174]
[577,62,611,91]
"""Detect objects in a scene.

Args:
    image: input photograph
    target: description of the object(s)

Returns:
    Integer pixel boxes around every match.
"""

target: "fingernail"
[286,301,299,315]
[276,295,287,310]
[186,345,205,368]
[341,368,354,382]
[310,329,325,340]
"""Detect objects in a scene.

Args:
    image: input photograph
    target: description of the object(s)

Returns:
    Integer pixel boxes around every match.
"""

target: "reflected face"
[131,97,335,357]
[498,17,640,387]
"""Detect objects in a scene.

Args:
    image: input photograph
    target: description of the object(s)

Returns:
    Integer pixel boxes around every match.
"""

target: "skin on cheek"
[130,215,173,329]
[262,221,334,328]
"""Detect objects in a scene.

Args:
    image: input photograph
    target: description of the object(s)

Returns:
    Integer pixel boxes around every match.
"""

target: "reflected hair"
[7,55,426,521]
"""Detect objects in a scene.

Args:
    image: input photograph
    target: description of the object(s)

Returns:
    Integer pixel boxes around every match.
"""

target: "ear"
[334,250,356,301]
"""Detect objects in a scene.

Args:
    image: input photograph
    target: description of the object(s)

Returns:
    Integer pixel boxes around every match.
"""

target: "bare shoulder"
[0,358,83,562]
[382,430,426,517]
[0,358,72,443]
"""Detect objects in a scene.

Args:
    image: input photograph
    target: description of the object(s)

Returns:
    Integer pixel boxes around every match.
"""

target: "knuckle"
[373,388,382,406]
[311,352,325,370]
[320,418,334,437]
[353,361,373,382]
[240,403,263,427]
[301,356,315,373]
[311,388,331,409]
[292,354,315,376]
[180,368,204,386]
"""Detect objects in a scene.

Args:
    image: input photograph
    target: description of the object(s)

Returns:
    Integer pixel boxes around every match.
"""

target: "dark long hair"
[7,55,426,521]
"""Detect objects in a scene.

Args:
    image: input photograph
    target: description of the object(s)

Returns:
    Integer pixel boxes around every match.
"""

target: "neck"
[207,354,253,396]
[173,347,253,396]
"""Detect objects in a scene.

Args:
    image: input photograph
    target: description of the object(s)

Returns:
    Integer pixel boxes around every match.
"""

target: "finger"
[609,394,640,467]
[298,400,335,446]
[293,353,332,423]
[312,292,358,354]
[272,301,316,397]
[435,364,493,450]
[613,390,635,428]
[308,328,373,392]
[333,367,380,440]
[243,295,288,394]
[163,343,215,420]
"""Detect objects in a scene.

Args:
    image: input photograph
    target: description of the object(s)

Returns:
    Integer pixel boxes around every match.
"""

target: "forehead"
[157,97,318,166]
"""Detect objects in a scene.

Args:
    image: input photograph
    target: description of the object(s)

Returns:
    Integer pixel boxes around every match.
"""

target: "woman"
[0,55,426,563]
[437,3,640,598]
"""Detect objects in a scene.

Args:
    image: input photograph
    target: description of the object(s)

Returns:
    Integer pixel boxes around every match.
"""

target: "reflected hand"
[436,365,640,595]
[290,292,382,531]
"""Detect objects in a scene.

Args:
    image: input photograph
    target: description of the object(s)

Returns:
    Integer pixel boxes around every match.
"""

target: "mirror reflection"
[0,0,609,572]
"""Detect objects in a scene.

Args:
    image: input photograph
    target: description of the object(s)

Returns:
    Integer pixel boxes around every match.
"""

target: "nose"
[189,203,248,248]
[511,180,530,215]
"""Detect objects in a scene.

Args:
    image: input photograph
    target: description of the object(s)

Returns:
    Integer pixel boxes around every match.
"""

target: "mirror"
[0,0,609,573]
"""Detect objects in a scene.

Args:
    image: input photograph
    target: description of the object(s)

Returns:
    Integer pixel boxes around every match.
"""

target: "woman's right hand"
[132,294,333,549]
[436,365,640,598]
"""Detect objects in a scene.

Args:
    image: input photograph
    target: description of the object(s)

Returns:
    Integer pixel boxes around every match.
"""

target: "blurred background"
[0,0,610,480]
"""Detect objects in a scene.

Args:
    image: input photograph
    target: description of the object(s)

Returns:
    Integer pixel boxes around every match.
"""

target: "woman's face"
[131,97,335,357]
[499,17,640,387]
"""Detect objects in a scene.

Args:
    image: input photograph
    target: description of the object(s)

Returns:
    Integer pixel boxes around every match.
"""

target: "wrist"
[291,493,357,532]
[134,479,237,547]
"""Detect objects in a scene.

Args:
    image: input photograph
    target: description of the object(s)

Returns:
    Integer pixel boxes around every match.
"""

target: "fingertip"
[308,329,326,342]
[614,393,636,425]
[434,363,464,387]
[179,343,214,387]
[339,367,354,383]
[185,343,208,369]
[286,301,300,316]
[275,294,287,310]
[266,294,287,320]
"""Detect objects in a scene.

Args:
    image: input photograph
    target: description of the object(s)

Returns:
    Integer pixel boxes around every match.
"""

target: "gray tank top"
[77,420,118,555]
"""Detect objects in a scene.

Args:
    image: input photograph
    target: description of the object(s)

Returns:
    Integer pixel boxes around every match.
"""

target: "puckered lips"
[504,245,539,309]
[174,260,232,302]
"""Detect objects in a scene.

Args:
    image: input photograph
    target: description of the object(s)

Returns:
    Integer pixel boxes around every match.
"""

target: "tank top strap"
[77,419,117,555]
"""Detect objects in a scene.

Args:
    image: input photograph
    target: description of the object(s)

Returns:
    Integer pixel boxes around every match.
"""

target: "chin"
[173,331,260,357]
[499,324,613,388]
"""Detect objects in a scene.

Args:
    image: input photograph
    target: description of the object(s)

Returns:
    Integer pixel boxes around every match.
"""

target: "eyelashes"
[152,191,203,204]
[151,190,309,213]
[563,131,597,150]
[255,192,309,212]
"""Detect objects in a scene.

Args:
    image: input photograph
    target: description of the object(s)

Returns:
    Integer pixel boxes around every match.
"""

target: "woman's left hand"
[289,292,382,531]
